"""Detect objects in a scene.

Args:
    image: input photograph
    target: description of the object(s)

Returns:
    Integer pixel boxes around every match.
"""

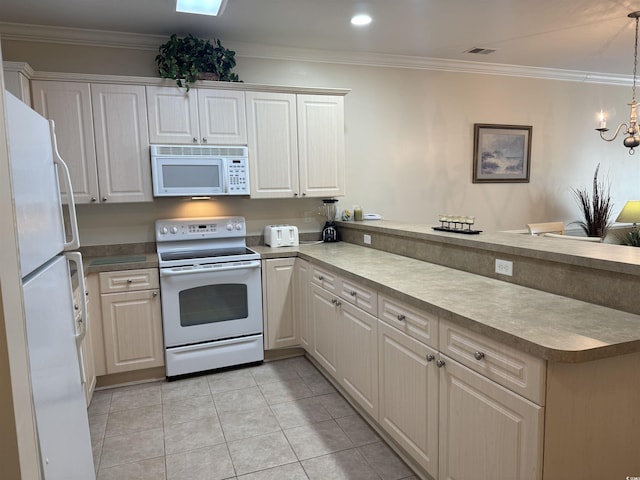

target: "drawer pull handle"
[436,359,446,368]
[350,290,357,296]
[335,300,342,307]
[127,279,133,284]
[474,351,485,360]
[426,354,435,362]
[318,275,324,281]
[397,314,406,321]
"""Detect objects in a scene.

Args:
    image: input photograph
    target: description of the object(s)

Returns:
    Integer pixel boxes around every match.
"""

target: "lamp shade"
[615,200,640,223]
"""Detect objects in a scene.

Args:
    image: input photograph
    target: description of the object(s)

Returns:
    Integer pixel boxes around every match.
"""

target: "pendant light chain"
[634,15,639,106]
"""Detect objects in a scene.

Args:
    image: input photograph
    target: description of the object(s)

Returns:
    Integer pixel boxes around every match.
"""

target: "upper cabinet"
[91,84,152,203]
[297,94,345,198]
[31,80,152,204]
[3,62,33,105]
[31,81,99,204]
[146,86,247,145]
[246,92,345,198]
[25,66,349,204]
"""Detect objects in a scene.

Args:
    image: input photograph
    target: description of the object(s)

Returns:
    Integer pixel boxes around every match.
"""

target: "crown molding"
[0,21,633,87]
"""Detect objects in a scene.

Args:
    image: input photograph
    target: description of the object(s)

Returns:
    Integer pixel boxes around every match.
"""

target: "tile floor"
[88,355,418,480]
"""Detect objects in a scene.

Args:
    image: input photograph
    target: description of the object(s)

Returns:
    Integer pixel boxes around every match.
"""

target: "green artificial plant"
[155,34,240,91]
[570,164,614,239]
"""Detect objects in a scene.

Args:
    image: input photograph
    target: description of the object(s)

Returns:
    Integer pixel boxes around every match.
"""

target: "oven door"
[159,260,262,347]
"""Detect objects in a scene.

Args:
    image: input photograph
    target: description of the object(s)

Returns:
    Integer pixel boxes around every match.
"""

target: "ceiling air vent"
[465,47,497,55]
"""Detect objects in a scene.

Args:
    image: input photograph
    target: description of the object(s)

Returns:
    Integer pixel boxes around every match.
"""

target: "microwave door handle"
[50,121,80,251]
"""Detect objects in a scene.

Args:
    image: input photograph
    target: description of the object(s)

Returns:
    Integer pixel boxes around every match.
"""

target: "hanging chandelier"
[596,11,640,155]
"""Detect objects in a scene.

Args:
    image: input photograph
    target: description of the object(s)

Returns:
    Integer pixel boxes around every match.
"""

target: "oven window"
[179,284,248,326]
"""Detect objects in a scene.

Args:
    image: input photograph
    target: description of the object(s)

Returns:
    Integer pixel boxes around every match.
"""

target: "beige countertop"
[261,242,640,363]
[339,220,640,277]
[85,241,640,363]
[83,253,158,274]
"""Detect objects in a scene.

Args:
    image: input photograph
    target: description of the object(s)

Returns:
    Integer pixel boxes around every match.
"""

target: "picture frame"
[472,124,532,183]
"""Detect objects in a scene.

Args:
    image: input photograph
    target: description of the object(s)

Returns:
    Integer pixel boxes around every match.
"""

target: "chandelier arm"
[598,122,629,142]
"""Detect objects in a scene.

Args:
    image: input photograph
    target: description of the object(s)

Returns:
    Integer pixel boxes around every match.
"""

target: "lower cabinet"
[438,355,543,480]
[310,282,379,419]
[94,268,164,375]
[294,259,311,352]
[263,258,298,350]
[310,284,340,377]
[378,320,439,477]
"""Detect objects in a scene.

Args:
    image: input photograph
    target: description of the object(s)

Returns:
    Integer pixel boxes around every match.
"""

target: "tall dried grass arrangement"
[570,164,614,239]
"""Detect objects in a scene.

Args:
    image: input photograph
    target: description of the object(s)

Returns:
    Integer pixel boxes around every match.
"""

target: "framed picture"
[472,124,532,183]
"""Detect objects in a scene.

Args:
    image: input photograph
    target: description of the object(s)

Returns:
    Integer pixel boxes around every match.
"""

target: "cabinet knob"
[193,137,198,143]
[350,290,357,296]
[126,279,133,284]
[335,300,341,307]
[91,197,97,202]
[397,314,406,321]
[436,359,446,368]
[102,197,107,202]
[426,354,435,362]
[74,304,79,310]
[474,351,485,361]
[331,298,336,304]
[302,192,306,196]
[294,193,299,197]
[202,138,207,143]
[318,275,324,281]
[153,291,158,297]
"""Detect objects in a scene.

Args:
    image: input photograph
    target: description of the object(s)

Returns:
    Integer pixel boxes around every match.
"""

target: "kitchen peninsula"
[257,219,640,480]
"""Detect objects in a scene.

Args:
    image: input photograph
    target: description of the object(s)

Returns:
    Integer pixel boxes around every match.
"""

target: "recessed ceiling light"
[176,0,228,16]
[351,14,372,26]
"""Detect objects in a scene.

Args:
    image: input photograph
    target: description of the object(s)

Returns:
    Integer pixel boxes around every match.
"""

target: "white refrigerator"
[5,91,95,479]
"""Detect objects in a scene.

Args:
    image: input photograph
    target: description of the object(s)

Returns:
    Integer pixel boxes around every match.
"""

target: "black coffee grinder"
[322,199,340,242]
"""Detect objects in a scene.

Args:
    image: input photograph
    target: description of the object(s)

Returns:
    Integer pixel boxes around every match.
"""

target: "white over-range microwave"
[150,144,250,197]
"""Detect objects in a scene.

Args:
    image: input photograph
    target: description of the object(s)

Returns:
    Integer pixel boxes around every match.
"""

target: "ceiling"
[1,0,640,76]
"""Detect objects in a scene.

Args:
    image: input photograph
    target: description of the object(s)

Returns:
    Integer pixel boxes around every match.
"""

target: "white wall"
[3,38,639,243]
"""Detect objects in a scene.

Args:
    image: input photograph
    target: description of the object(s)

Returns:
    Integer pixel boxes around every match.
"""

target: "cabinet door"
[378,320,439,478]
[246,91,299,198]
[339,302,378,419]
[146,85,199,144]
[198,89,247,144]
[264,258,298,350]
[91,84,152,203]
[310,284,340,376]
[297,94,345,197]
[438,355,543,480]
[101,289,164,374]
[31,81,99,204]
[295,258,311,352]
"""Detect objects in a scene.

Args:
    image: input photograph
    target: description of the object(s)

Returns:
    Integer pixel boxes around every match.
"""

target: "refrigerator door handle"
[49,120,80,251]
[65,251,87,344]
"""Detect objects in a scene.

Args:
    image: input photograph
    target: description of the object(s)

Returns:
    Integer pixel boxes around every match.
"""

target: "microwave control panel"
[227,159,249,194]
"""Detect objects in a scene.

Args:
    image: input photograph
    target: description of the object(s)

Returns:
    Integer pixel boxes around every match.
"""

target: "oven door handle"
[160,260,261,277]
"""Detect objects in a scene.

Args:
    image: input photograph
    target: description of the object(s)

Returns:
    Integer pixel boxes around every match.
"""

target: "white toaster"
[264,225,299,247]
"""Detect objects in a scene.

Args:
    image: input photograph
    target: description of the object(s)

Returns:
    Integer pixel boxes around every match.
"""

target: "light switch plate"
[363,234,372,245]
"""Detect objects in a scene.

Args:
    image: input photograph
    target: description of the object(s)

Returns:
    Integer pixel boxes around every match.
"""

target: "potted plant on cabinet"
[570,164,614,240]
[155,34,240,91]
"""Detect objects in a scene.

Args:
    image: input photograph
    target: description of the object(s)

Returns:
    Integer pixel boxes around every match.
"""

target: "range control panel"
[156,216,246,241]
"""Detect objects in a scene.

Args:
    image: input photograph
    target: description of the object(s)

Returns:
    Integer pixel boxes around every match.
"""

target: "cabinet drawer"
[310,265,338,293]
[339,277,377,315]
[99,268,159,293]
[378,295,438,349]
[439,319,546,405]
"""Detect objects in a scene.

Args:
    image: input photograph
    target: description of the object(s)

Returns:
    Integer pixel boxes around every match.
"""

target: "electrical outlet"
[495,259,513,276]
[363,234,372,245]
